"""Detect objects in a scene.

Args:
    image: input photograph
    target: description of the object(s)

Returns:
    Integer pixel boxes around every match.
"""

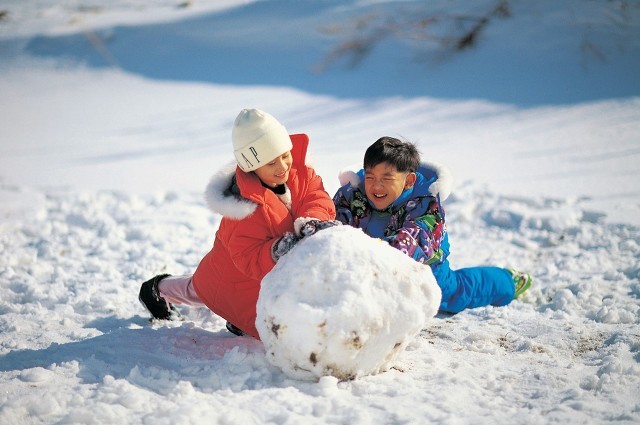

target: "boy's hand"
[271,232,301,262]
[298,219,342,238]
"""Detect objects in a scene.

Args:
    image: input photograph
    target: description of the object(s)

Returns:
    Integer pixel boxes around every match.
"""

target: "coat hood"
[338,160,453,202]
[204,133,311,219]
[204,160,258,219]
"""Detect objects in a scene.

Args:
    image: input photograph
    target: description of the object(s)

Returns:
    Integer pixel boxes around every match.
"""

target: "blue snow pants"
[431,259,515,313]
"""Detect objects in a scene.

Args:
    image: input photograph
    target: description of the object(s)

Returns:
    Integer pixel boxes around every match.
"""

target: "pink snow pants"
[157,275,205,306]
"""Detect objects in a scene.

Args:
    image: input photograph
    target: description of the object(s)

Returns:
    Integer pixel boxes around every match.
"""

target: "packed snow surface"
[0,0,639,424]
[257,225,442,381]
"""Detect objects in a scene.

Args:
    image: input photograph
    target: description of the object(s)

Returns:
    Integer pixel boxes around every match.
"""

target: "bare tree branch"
[316,0,639,72]
[315,1,511,72]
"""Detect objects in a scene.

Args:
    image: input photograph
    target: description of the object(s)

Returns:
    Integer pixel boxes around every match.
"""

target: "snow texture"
[0,0,639,423]
[257,226,442,381]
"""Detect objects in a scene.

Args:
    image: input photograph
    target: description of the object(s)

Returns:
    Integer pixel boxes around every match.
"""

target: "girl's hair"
[363,137,420,173]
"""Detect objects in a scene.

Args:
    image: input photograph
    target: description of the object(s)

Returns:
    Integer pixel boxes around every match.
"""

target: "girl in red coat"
[139,109,338,339]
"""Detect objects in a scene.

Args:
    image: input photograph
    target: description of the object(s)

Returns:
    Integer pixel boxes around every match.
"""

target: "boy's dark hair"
[363,137,420,173]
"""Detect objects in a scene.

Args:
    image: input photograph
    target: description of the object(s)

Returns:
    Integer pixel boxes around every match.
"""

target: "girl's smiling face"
[253,151,293,187]
[364,162,416,210]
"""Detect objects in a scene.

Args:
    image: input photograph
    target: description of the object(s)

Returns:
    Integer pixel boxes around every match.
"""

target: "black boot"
[138,274,182,321]
[226,321,246,336]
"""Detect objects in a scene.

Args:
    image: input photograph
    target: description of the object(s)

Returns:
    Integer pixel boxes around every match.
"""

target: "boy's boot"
[139,274,182,320]
[507,269,533,298]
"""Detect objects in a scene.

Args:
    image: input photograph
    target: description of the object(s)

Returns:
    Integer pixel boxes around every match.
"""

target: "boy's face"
[253,151,293,187]
[364,162,416,210]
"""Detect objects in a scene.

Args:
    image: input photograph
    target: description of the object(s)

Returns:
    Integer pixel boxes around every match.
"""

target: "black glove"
[298,219,342,238]
[271,232,301,262]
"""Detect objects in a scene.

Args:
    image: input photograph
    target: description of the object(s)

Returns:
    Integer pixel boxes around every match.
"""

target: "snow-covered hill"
[1,181,638,423]
[0,1,639,423]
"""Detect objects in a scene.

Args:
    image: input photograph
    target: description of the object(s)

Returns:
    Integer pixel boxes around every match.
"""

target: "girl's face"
[364,162,416,210]
[253,151,293,187]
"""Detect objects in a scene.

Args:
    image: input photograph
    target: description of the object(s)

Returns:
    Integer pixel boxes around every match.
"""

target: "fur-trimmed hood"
[337,160,453,202]
[204,133,312,220]
[204,160,258,219]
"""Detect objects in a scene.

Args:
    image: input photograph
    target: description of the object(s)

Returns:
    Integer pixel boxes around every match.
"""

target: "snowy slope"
[1,182,638,423]
[5,0,639,105]
[0,0,639,424]
[1,67,638,225]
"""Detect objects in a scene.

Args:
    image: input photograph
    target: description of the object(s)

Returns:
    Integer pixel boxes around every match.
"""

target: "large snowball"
[256,225,442,381]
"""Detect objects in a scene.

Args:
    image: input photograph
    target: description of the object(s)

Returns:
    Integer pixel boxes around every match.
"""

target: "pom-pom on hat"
[232,108,293,172]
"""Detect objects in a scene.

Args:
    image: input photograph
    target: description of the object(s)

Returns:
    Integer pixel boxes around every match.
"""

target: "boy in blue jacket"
[333,136,532,313]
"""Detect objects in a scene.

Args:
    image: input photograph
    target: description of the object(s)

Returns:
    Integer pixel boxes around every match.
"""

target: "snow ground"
[1,182,638,423]
[0,1,639,424]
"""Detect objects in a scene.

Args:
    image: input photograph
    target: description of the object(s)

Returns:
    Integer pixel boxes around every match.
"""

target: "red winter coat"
[192,134,336,339]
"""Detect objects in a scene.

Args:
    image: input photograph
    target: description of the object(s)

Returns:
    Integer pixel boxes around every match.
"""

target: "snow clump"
[256,225,442,381]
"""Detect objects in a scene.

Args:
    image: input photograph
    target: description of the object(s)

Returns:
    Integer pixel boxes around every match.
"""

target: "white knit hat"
[232,109,293,172]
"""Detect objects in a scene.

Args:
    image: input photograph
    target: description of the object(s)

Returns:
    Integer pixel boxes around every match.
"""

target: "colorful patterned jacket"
[333,161,453,267]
